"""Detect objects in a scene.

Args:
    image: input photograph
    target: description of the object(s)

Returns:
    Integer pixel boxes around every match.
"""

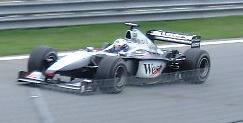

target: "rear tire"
[28,45,58,72]
[95,56,128,94]
[182,48,210,84]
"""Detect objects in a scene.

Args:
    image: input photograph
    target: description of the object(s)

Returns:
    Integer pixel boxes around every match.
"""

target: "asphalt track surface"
[1,41,243,123]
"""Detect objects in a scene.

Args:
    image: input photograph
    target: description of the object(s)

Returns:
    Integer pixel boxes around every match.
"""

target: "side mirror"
[85,47,94,52]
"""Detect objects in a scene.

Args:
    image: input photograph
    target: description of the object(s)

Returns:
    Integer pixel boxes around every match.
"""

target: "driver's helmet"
[113,38,128,51]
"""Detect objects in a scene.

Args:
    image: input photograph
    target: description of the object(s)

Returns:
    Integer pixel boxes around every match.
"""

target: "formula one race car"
[17,23,210,94]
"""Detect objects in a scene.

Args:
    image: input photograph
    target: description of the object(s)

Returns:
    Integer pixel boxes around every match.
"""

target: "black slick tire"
[182,48,210,84]
[95,56,127,94]
[28,45,58,72]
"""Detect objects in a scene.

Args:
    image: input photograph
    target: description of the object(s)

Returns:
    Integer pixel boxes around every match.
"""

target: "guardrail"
[0,0,243,29]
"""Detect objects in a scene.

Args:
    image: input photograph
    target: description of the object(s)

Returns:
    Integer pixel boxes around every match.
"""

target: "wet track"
[0,41,243,123]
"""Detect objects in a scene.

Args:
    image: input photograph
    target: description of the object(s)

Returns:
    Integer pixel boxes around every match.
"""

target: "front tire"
[182,48,210,84]
[95,56,128,94]
[28,45,58,72]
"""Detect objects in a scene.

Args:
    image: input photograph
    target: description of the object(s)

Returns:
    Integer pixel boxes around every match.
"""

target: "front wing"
[17,71,97,94]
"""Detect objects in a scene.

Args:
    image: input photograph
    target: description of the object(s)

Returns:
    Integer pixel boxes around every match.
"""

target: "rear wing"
[146,30,201,48]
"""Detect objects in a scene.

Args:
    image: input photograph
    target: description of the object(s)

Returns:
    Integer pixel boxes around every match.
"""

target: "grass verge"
[0,15,243,56]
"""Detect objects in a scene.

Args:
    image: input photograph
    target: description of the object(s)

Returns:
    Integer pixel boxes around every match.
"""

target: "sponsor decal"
[132,32,137,39]
[143,63,163,76]
[191,42,200,47]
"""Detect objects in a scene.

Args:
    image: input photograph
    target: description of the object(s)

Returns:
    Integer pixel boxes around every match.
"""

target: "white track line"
[0,52,72,61]
[1,39,243,61]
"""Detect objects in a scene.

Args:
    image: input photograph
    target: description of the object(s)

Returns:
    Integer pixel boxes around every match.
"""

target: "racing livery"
[17,23,211,94]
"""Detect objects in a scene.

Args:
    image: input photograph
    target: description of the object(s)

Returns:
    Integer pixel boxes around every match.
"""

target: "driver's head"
[113,39,127,51]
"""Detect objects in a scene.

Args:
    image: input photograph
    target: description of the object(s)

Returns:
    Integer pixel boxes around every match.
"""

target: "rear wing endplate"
[146,30,201,48]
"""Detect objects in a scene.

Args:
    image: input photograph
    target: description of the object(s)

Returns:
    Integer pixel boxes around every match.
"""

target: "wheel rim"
[43,52,57,70]
[199,57,210,79]
[45,52,57,62]
[114,66,126,87]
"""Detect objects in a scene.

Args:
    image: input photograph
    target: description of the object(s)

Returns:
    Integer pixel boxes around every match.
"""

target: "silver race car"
[18,23,210,94]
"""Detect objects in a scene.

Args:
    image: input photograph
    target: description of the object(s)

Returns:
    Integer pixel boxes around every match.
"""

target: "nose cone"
[46,50,93,73]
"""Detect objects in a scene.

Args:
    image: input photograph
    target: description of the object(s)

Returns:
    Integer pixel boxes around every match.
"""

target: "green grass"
[1,15,243,56]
